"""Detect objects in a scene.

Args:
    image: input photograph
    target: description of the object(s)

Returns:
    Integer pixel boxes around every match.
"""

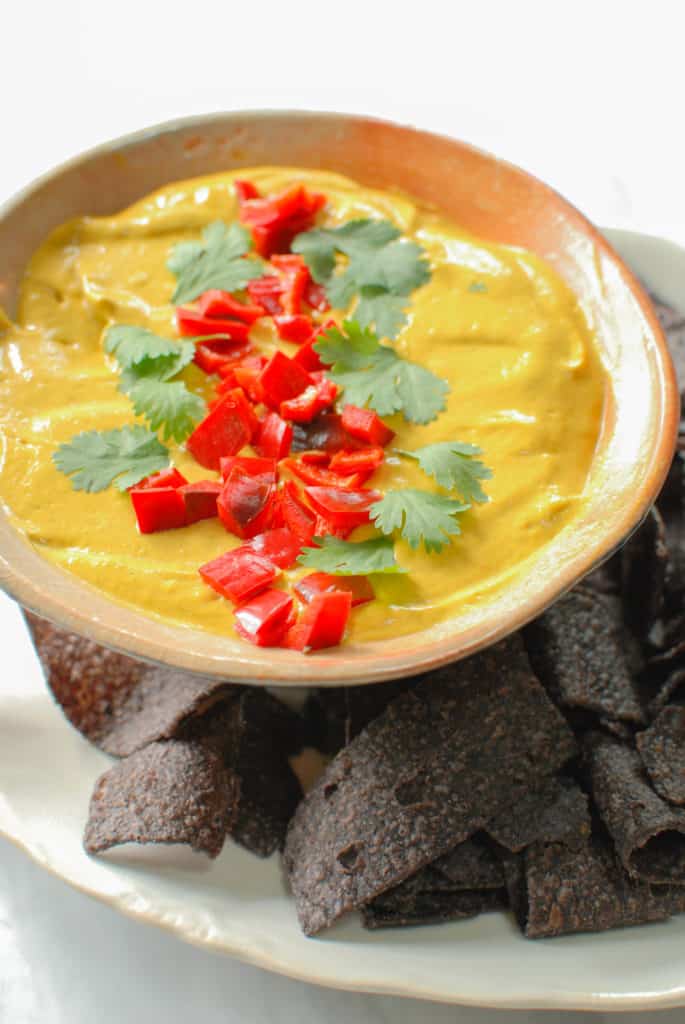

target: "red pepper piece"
[217,466,276,539]
[304,485,381,532]
[274,314,314,344]
[313,514,353,540]
[341,405,395,447]
[285,590,352,651]
[197,290,265,323]
[234,588,294,647]
[254,411,293,460]
[292,337,323,373]
[271,254,309,315]
[133,467,188,491]
[282,458,363,491]
[247,275,283,316]
[234,179,260,203]
[300,450,330,466]
[176,309,251,343]
[294,572,375,607]
[185,389,258,471]
[329,447,385,477]
[259,351,313,410]
[194,339,247,375]
[239,185,306,226]
[179,480,222,524]
[239,186,325,258]
[279,386,319,423]
[216,369,238,393]
[219,456,277,481]
[276,481,317,546]
[304,280,330,312]
[248,527,302,569]
[199,547,277,604]
[291,413,361,454]
[130,487,187,534]
[215,342,254,377]
[234,360,266,403]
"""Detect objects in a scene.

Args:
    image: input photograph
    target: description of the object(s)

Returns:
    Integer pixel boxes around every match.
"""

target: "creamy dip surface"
[0,168,607,643]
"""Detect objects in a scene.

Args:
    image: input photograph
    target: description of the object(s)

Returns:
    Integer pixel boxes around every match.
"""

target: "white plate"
[1,228,684,1012]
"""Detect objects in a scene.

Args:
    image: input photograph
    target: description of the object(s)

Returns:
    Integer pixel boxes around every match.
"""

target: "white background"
[2,1,685,1021]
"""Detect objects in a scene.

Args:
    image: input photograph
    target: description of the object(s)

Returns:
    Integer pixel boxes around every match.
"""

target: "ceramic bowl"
[0,111,678,685]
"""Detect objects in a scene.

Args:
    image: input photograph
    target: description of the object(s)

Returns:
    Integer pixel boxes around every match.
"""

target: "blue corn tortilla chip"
[362,887,507,930]
[284,636,576,935]
[636,705,685,806]
[486,776,591,853]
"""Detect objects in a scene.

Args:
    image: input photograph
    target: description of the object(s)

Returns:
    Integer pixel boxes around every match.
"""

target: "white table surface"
[2,1,685,1020]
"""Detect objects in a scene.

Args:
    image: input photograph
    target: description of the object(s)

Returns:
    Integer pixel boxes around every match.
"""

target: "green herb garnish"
[370,490,469,553]
[398,442,492,504]
[297,535,405,575]
[168,221,264,305]
[53,426,170,493]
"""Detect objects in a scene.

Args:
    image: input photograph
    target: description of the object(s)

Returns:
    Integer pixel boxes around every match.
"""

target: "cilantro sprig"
[53,426,170,493]
[370,490,468,554]
[298,536,404,575]
[105,325,205,443]
[168,221,264,305]
[314,321,449,425]
[293,218,430,339]
[398,442,492,504]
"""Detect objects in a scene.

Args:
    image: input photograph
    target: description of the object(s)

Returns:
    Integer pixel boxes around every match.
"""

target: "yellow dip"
[0,168,607,643]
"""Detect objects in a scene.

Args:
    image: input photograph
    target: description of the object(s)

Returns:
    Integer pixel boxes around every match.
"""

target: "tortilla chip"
[362,887,507,930]
[647,668,685,718]
[636,705,685,805]
[305,680,413,755]
[24,612,237,757]
[620,507,669,640]
[513,832,685,939]
[583,731,685,884]
[284,635,576,935]
[524,586,645,724]
[84,739,237,859]
[486,776,591,853]
[433,834,505,889]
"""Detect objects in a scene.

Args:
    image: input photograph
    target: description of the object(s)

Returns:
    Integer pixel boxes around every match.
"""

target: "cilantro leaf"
[315,321,449,424]
[168,221,264,305]
[293,218,430,339]
[298,535,405,575]
[105,325,195,392]
[127,380,205,443]
[53,426,169,493]
[399,442,493,503]
[370,490,469,553]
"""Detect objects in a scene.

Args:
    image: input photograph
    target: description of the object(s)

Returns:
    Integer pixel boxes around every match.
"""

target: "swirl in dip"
[0,168,607,643]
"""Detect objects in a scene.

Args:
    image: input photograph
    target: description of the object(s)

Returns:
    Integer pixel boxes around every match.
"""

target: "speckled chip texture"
[486,776,591,853]
[636,705,685,805]
[24,612,239,756]
[84,739,237,859]
[524,586,645,724]
[514,833,685,939]
[583,731,685,884]
[432,835,505,890]
[284,635,576,935]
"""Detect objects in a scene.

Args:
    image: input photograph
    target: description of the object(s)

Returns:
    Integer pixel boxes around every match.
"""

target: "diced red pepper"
[292,337,324,373]
[259,351,313,409]
[294,572,375,607]
[219,456,277,481]
[291,413,361,454]
[234,588,294,647]
[197,290,265,323]
[215,342,254,376]
[130,487,187,534]
[217,466,277,539]
[133,467,188,491]
[282,458,363,491]
[300,450,330,466]
[194,339,247,375]
[304,280,329,311]
[216,369,238,393]
[179,480,222,524]
[247,275,283,316]
[176,309,250,343]
[234,179,260,203]
[234,362,265,402]
[312,514,353,540]
[285,590,352,651]
[254,412,293,460]
[239,185,307,226]
[199,547,277,604]
[329,447,385,478]
[185,389,258,471]
[270,254,310,315]
[304,485,381,532]
[280,377,337,423]
[239,185,325,258]
[274,314,314,344]
[276,481,317,546]
[341,405,395,447]
[248,527,302,569]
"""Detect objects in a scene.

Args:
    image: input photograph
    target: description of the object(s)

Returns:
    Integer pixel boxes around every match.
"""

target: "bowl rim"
[0,109,679,685]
